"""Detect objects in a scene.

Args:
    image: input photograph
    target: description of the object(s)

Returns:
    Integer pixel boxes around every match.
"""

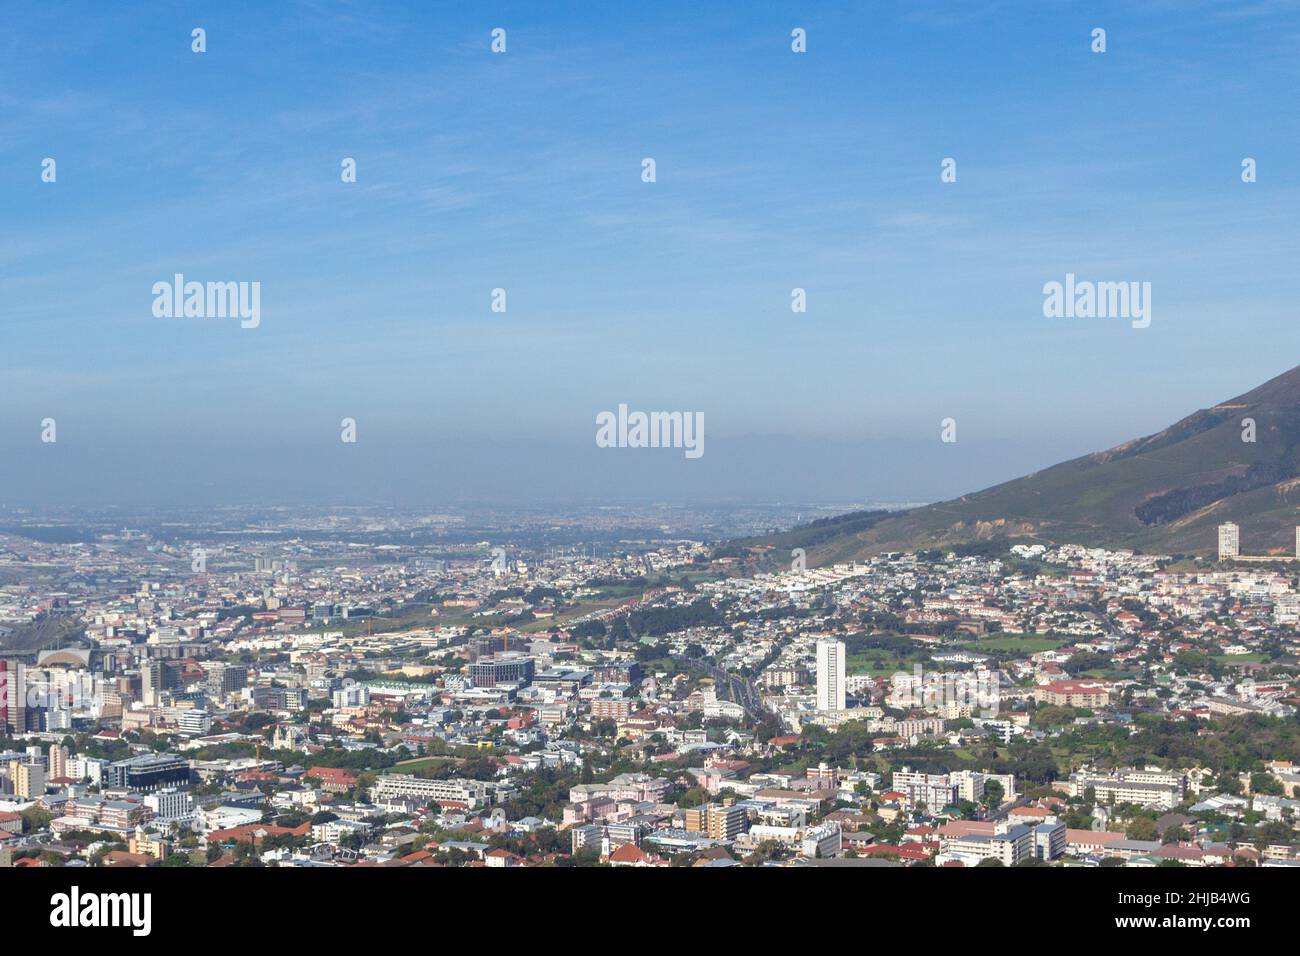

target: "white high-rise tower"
[1218,522,1239,560]
[816,640,846,712]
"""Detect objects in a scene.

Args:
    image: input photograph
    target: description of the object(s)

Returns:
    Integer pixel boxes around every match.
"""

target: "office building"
[205,663,248,699]
[469,655,535,688]
[251,686,307,712]
[143,788,194,823]
[141,659,181,706]
[102,753,190,792]
[178,709,211,735]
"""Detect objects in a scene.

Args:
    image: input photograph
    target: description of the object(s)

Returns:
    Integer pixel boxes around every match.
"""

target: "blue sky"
[3,1,1300,507]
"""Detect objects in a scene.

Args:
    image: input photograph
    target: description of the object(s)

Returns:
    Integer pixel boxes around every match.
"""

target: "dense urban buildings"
[0,506,1293,870]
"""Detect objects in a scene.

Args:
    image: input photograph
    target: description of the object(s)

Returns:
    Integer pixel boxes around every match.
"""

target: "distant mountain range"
[744,364,1300,564]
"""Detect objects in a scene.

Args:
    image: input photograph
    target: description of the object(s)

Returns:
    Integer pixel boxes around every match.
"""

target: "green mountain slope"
[771,364,1300,563]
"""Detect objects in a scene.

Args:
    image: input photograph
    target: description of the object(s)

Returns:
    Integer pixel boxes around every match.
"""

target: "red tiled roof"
[207,821,310,845]
[897,843,939,860]
[307,767,359,783]
[939,821,995,837]
[1009,806,1050,819]
[608,843,653,864]
[1065,828,1125,846]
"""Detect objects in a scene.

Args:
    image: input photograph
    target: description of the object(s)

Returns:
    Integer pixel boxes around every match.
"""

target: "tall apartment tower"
[1218,522,1240,560]
[8,760,45,799]
[705,804,749,841]
[816,640,846,712]
[141,659,162,707]
[48,744,68,781]
[1294,526,1299,559]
